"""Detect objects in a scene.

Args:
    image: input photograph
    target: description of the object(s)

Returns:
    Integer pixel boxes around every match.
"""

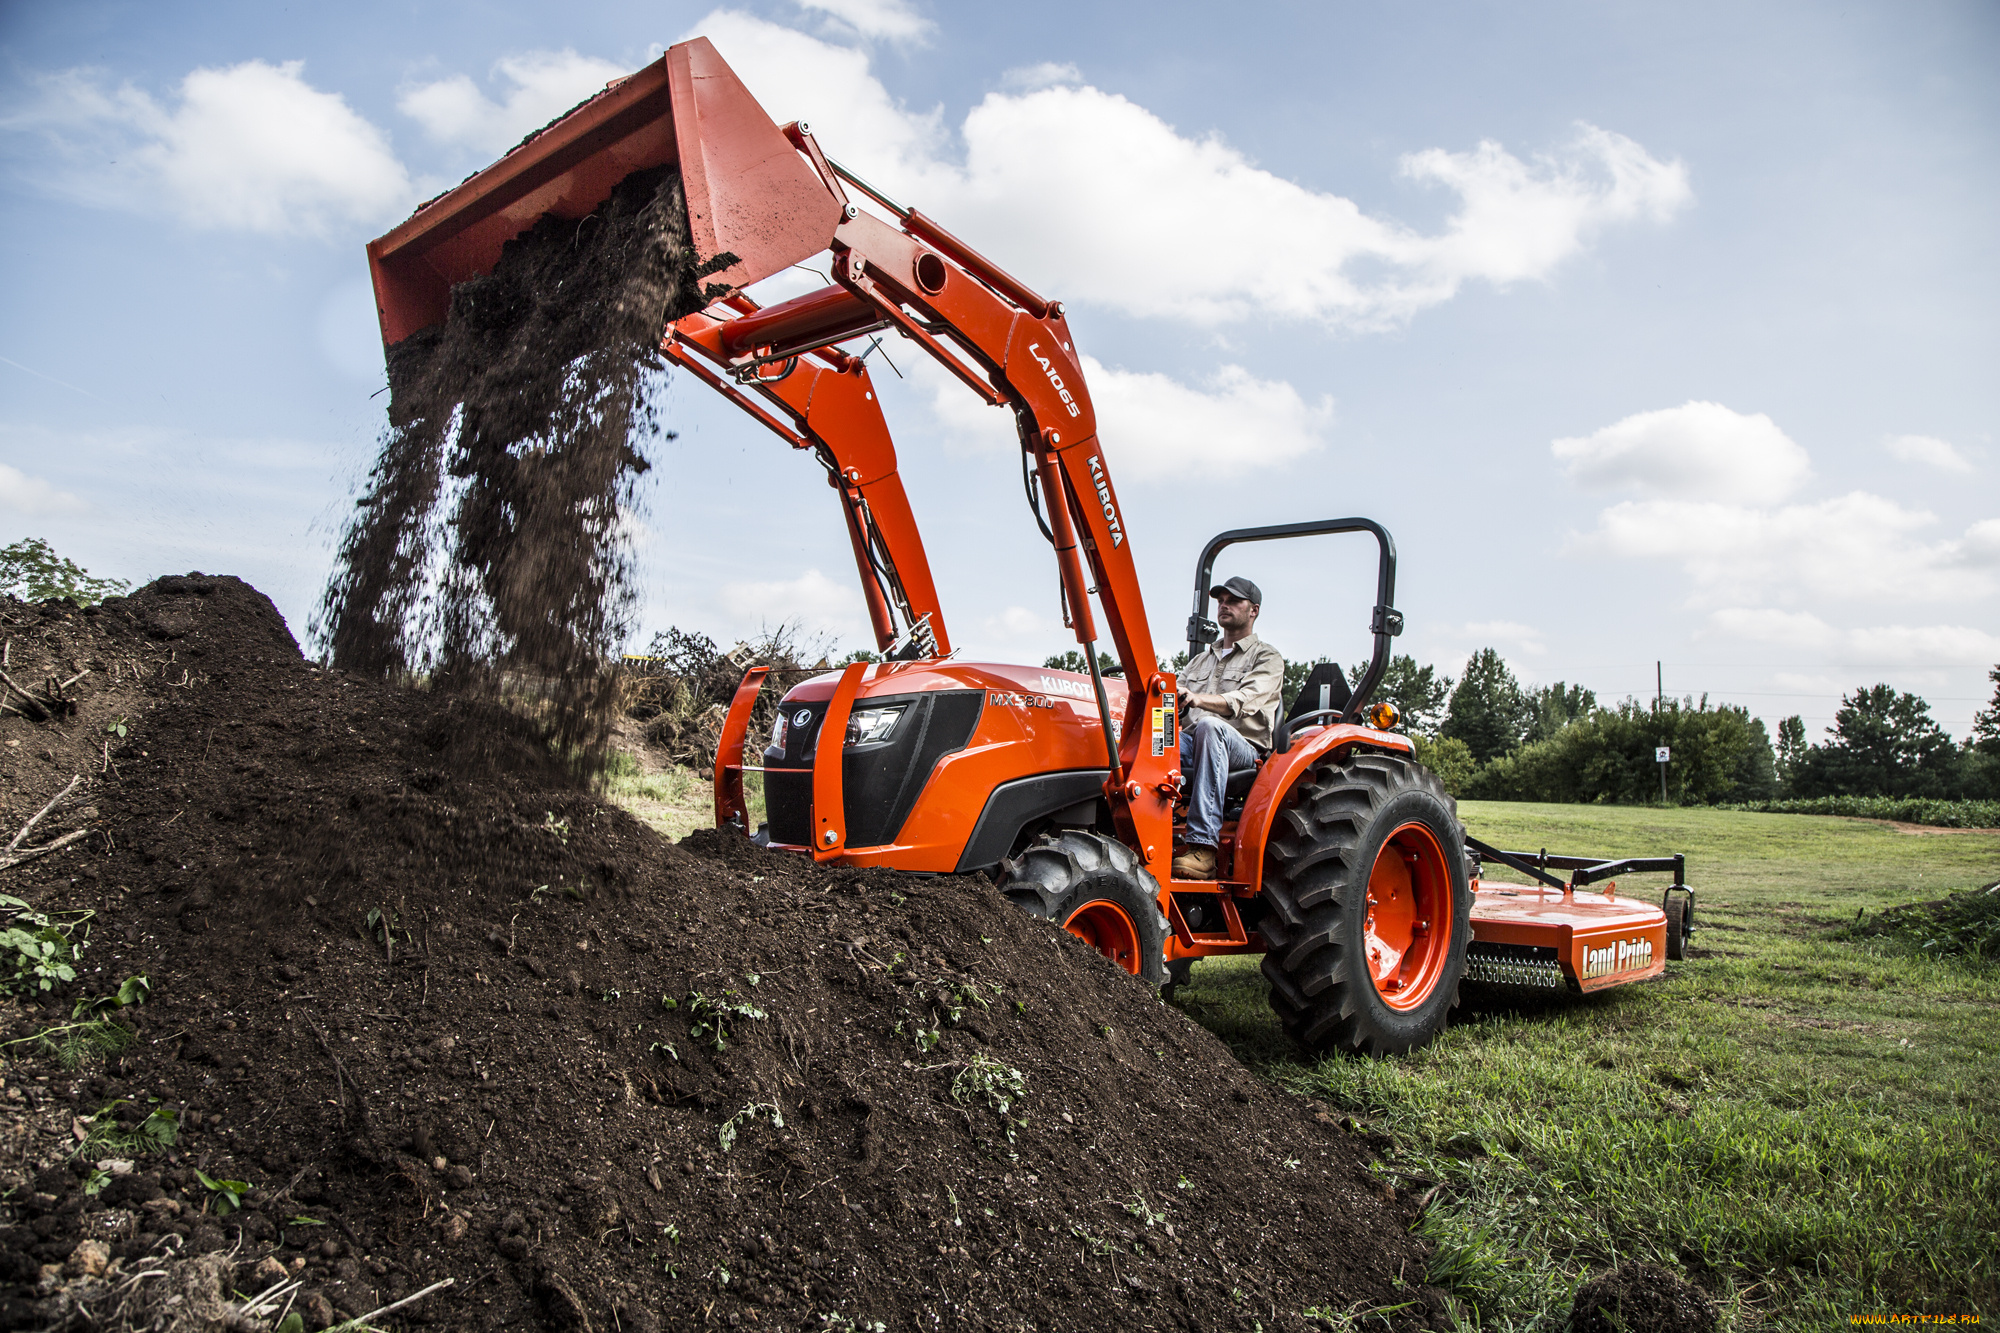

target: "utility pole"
[1656,660,1669,804]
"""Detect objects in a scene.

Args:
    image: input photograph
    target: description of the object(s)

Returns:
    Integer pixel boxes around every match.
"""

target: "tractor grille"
[1463,942,1567,990]
[761,690,983,849]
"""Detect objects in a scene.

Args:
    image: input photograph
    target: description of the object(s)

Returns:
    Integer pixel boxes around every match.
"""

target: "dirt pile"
[2,577,1442,1332]
[320,165,710,767]
[1568,1262,1717,1333]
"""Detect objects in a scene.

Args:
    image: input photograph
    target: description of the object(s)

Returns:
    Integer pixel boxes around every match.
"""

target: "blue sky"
[3,0,1996,739]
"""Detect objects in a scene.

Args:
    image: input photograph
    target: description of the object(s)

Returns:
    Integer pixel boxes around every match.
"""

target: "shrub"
[1720,795,2000,829]
[620,623,832,771]
[1414,735,1476,798]
[1466,697,1777,806]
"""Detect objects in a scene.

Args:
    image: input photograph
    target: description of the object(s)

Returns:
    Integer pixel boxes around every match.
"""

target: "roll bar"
[1187,518,1403,728]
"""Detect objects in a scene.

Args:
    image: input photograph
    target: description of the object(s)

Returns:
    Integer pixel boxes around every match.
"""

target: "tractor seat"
[1285,660,1351,735]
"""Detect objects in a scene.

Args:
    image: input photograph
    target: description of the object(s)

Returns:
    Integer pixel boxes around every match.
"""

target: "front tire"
[998,830,1169,986]
[1258,752,1472,1056]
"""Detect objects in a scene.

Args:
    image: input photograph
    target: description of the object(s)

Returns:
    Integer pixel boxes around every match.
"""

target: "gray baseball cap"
[1208,576,1262,604]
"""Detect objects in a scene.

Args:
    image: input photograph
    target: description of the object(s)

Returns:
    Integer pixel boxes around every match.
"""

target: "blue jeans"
[1180,713,1259,848]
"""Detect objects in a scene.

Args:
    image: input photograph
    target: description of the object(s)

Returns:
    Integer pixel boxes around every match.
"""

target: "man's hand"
[1182,692,1229,716]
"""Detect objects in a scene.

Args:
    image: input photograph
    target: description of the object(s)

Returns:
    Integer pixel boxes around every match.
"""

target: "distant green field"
[1174,802,2000,1331]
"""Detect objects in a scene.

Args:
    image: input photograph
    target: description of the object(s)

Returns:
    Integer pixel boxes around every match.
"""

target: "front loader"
[366,37,1695,1056]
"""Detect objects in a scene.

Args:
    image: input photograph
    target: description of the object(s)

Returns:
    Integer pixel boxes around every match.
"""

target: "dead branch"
[7,774,81,853]
[0,775,90,871]
[0,828,89,871]
[0,666,51,720]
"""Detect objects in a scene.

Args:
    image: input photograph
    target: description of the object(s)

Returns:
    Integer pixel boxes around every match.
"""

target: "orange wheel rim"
[1064,900,1141,975]
[1360,822,1454,1011]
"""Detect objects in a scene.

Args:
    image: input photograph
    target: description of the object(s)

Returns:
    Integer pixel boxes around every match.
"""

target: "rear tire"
[999,830,1169,986]
[1258,752,1472,1056]
[1664,891,1692,960]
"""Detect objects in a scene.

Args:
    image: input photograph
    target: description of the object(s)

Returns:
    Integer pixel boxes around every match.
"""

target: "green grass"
[1173,802,2000,1331]
[603,751,764,841]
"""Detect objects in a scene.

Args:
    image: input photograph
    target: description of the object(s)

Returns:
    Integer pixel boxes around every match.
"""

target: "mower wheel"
[1664,891,1692,960]
[1162,958,1194,1002]
[1258,752,1472,1057]
[998,829,1169,986]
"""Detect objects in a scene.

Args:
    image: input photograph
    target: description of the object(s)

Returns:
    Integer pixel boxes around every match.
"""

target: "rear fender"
[1232,725,1416,889]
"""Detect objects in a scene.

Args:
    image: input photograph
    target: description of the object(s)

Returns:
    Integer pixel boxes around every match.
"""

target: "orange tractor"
[366,38,1696,1054]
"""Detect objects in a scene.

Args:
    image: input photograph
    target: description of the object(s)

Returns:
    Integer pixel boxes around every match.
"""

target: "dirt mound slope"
[3,577,1441,1332]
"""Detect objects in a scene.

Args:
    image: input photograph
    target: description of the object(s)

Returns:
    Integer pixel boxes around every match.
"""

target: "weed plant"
[1838,884,2000,960]
[1173,803,2000,1330]
[1,893,92,994]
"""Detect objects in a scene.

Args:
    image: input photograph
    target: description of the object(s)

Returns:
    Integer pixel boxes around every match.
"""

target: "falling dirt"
[318,165,709,771]
[1,580,1446,1331]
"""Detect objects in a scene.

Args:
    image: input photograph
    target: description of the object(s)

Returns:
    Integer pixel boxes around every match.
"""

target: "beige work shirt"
[1179,632,1286,749]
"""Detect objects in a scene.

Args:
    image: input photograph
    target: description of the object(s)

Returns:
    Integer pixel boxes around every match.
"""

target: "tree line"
[1343,650,2000,805]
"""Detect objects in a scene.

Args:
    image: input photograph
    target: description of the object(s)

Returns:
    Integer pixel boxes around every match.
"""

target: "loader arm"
[663,295,951,657]
[365,36,1181,867]
[710,132,1171,777]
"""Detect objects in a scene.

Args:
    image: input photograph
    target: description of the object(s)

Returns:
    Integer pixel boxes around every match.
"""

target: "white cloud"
[1885,433,1976,475]
[1399,125,1689,287]
[1085,358,1331,478]
[1704,609,2000,666]
[686,12,948,179]
[1553,400,1810,503]
[1459,620,1548,656]
[716,567,868,641]
[794,0,932,43]
[0,462,87,516]
[1703,606,1835,648]
[5,61,413,235]
[908,349,1332,479]
[947,94,1687,328]
[1000,62,1081,91]
[1842,623,2000,665]
[398,51,629,156]
[682,11,1690,328]
[1588,493,1998,605]
[1959,518,2000,567]
[979,605,1059,643]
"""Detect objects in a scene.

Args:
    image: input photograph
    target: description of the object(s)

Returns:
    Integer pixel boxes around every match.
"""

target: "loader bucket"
[366,37,841,346]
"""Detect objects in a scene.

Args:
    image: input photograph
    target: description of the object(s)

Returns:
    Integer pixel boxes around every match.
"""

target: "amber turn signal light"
[1366,701,1401,731]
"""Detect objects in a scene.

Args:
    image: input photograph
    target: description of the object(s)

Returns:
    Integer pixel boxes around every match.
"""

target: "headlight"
[846,704,907,746]
[769,711,789,751]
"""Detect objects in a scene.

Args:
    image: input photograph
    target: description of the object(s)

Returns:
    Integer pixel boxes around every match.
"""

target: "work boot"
[1172,845,1218,880]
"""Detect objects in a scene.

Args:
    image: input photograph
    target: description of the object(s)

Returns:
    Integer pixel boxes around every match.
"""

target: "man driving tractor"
[1172,576,1286,880]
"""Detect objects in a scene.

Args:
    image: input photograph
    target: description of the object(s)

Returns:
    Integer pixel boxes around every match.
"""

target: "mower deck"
[1467,880,1667,992]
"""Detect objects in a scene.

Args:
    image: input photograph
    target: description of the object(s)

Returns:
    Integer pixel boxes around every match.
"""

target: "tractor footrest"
[1463,942,1568,991]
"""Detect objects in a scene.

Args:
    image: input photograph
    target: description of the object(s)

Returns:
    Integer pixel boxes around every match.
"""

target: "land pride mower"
[366,38,1697,1055]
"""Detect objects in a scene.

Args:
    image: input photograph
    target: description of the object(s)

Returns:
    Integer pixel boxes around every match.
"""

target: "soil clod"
[1570,1261,1718,1333]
